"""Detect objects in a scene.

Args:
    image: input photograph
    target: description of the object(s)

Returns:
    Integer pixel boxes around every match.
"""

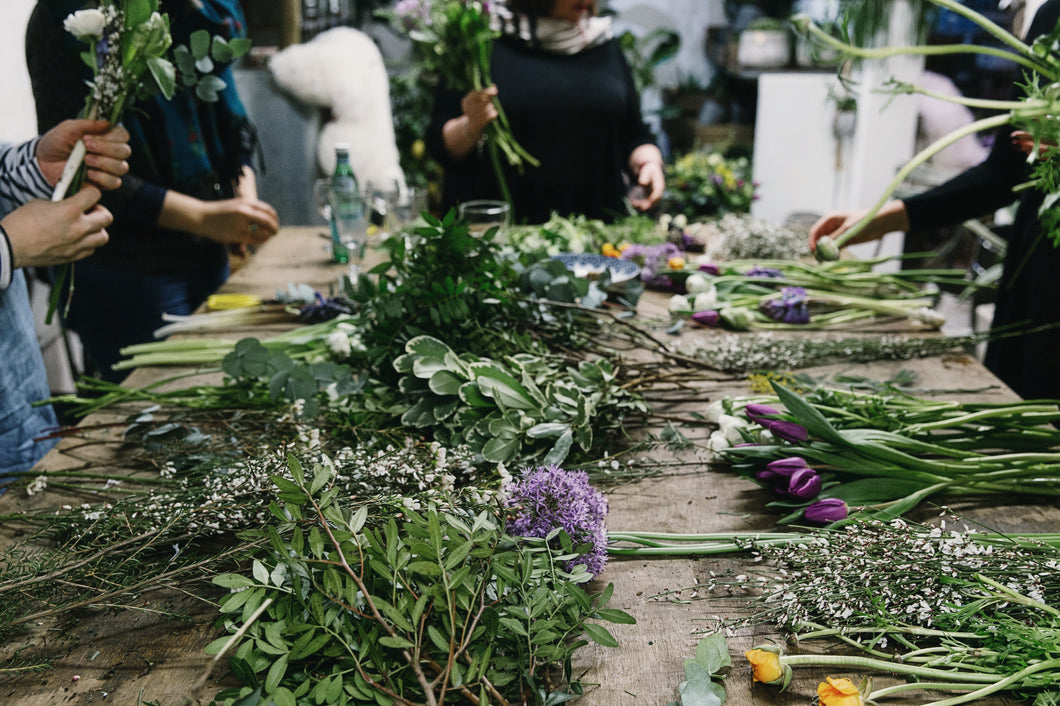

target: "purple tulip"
[765,457,809,477]
[691,310,721,327]
[787,467,822,499]
[804,498,849,523]
[698,263,721,275]
[760,287,810,325]
[767,420,809,443]
[744,404,781,423]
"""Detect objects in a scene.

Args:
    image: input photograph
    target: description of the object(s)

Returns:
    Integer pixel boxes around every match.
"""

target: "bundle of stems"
[112,315,353,370]
[720,380,1060,523]
[792,0,1060,258]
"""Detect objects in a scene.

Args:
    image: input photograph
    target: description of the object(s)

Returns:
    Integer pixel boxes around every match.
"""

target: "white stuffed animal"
[269,27,406,192]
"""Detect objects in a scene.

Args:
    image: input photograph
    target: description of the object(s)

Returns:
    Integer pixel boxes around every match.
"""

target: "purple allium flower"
[760,287,810,324]
[804,498,849,523]
[787,467,822,499]
[504,465,608,580]
[691,310,720,327]
[698,263,721,275]
[745,266,783,278]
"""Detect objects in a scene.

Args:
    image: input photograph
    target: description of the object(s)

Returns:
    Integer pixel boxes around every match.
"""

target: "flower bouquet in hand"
[385,0,539,204]
[49,0,250,322]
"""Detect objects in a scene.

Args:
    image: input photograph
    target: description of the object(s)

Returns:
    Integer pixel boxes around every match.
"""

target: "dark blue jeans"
[62,258,229,383]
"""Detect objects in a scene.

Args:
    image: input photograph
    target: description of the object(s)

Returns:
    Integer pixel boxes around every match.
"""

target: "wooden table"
[0,227,1046,705]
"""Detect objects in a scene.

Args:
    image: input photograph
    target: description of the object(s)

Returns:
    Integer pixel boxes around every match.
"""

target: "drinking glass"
[458,199,510,236]
[313,177,366,270]
[363,178,402,242]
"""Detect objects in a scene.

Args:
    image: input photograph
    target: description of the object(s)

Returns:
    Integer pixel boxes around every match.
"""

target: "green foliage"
[663,152,756,219]
[393,336,647,465]
[618,27,681,94]
[171,29,251,102]
[342,210,539,383]
[664,633,730,706]
[208,460,634,705]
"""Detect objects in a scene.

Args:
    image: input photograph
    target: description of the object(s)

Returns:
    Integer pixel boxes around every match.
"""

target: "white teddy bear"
[269,27,406,192]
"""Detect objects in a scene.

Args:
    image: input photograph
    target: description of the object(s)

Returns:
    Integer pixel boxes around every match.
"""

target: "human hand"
[197,198,280,246]
[461,85,499,135]
[3,186,112,268]
[808,201,908,251]
[1011,130,1057,158]
[36,119,131,191]
[631,160,665,211]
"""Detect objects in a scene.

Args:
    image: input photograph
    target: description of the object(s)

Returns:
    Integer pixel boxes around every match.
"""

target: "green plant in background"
[208,458,633,706]
[617,26,681,94]
[662,152,757,220]
[388,70,442,191]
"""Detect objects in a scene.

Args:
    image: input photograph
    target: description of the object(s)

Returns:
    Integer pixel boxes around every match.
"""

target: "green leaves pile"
[209,458,634,706]
[396,336,647,465]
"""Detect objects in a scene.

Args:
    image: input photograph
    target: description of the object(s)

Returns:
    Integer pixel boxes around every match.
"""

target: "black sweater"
[903,0,1060,400]
[427,36,655,225]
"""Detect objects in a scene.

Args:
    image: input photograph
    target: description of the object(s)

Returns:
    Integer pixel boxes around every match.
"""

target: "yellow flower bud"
[668,256,686,270]
[817,677,863,706]
[745,648,784,684]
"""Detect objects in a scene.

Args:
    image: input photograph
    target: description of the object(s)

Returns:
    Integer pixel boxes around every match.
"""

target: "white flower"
[326,331,352,360]
[704,399,726,424]
[692,288,718,312]
[706,430,731,453]
[684,272,713,294]
[64,9,107,40]
[718,414,749,445]
[669,294,692,315]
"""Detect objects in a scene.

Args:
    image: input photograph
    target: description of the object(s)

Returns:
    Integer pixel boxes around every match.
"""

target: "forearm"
[234,165,258,201]
[158,190,211,235]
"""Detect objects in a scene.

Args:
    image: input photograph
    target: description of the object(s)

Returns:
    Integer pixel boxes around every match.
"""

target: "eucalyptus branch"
[183,596,275,706]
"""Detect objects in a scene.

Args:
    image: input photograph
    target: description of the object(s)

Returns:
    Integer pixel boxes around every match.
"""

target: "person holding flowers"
[26,0,279,382]
[426,0,665,224]
[1,118,131,479]
[808,0,1060,402]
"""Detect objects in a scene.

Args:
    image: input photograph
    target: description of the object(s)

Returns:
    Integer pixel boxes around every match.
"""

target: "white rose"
[718,414,748,446]
[669,294,692,315]
[326,331,352,360]
[704,399,726,424]
[706,430,731,454]
[693,288,718,312]
[64,9,107,40]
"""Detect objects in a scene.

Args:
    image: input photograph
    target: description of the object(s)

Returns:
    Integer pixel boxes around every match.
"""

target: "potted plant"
[737,16,792,68]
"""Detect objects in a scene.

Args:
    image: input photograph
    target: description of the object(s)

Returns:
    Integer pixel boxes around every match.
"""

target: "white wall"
[0,0,38,143]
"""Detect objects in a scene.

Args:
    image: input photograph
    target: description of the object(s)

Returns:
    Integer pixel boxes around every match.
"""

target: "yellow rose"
[817,677,863,706]
[745,648,784,684]
[668,256,686,270]
[602,243,620,258]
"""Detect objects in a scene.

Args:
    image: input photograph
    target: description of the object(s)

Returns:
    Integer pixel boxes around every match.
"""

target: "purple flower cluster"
[395,0,432,30]
[504,465,608,579]
[745,403,808,443]
[760,287,810,324]
[621,242,682,288]
[755,457,821,499]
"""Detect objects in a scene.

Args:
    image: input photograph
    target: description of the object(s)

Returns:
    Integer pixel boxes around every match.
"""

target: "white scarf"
[491,6,613,55]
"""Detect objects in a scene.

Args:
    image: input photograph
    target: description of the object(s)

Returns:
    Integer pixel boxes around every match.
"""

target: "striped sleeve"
[0,138,51,290]
[0,138,51,214]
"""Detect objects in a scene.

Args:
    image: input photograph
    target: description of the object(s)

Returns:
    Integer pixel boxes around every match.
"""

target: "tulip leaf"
[824,478,929,505]
[771,382,845,444]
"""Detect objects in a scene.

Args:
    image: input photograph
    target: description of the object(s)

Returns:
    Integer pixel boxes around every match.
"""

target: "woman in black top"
[427,0,665,224]
[809,0,1060,401]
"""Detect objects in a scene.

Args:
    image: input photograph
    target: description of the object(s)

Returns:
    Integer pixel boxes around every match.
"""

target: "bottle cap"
[335,143,351,155]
